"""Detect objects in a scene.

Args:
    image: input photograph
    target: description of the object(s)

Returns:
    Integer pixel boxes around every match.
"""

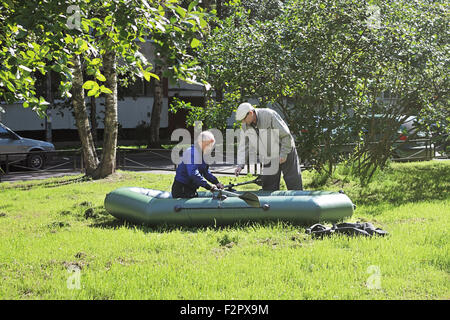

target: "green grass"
[0,161,448,299]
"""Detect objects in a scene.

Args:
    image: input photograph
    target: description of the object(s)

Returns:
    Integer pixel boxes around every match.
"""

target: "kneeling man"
[172,131,224,198]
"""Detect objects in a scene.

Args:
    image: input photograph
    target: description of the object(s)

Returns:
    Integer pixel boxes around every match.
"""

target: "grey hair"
[197,130,215,145]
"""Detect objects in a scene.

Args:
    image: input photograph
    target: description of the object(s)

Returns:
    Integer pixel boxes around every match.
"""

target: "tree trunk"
[92,50,118,179]
[90,95,98,144]
[148,65,163,148]
[71,55,99,176]
[215,86,223,102]
[216,0,222,18]
[45,71,53,142]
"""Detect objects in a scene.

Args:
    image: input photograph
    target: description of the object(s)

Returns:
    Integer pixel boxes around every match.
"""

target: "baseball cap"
[235,103,255,121]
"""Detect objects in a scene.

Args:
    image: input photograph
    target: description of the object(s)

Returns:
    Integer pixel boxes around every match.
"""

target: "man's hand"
[234,166,243,176]
[279,157,287,164]
[209,184,218,192]
[216,183,224,189]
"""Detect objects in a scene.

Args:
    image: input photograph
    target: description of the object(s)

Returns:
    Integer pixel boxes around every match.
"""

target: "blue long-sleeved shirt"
[174,144,219,190]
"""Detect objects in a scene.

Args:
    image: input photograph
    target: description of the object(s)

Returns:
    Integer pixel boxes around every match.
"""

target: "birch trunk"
[45,71,53,142]
[148,65,163,148]
[71,55,99,176]
[92,50,118,179]
[90,96,98,144]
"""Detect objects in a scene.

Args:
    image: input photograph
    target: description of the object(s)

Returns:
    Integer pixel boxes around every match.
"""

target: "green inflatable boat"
[104,187,355,226]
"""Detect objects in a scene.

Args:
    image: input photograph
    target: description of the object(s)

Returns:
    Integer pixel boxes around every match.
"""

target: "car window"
[0,125,12,138]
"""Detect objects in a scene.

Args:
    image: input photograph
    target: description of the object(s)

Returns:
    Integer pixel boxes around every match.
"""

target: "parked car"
[296,115,433,161]
[0,122,55,170]
[392,116,433,160]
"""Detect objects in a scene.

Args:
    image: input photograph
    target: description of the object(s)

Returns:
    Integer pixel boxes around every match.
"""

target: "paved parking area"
[2,158,446,183]
[0,170,83,182]
[0,164,250,183]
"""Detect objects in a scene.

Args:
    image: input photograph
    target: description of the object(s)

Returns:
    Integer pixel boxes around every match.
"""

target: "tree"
[3,0,207,179]
[348,0,449,182]
[187,0,448,181]
[0,1,49,114]
[147,1,210,148]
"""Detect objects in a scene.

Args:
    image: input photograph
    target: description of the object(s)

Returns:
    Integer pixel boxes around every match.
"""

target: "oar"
[224,175,263,191]
[214,189,261,208]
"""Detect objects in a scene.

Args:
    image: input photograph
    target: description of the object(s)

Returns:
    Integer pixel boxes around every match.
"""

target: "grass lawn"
[0,160,448,300]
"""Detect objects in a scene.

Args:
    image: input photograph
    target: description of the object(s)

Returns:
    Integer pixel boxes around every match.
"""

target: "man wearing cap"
[172,131,224,198]
[234,102,303,191]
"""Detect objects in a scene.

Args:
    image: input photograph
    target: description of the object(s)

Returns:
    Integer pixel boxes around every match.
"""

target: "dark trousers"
[171,179,199,198]
[262,147,303,191]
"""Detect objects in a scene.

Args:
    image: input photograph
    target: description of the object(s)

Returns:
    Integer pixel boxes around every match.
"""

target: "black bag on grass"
[306,222,388,238]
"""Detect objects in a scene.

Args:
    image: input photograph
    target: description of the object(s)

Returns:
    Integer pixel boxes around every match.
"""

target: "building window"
[118,77,155,98]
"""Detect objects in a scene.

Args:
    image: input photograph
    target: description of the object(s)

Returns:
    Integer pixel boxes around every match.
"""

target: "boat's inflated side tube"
[104,187,354,226]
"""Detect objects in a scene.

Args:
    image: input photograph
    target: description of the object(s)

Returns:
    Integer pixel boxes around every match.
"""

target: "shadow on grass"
[0,175,89,191]
[69,201,254,233]
[88,215,313,234]
[353,162,450,206]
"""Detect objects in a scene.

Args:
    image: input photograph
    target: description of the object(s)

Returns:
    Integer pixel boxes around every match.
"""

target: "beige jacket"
[237,108,295,167]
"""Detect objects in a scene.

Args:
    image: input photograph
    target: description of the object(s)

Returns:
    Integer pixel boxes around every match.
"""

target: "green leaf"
[81,20,90,33]
[87,88,98,97]
[82,80,99,90]
[158,5,165,16]
[39,96,50,106]
[143,71,151,82]
[76,39,89,53]
[104,16,113,26]
[91,18,103,25]
[175,6,187,18]
[151,73,160,81]
[188,1,198,12]
[100,85,112,94]
[6,81,15,92]
[26,50,35,58]
[86,66,96,76]
[64,34,74,44]
[199,17,208,29]
[52,64,62,73]
[90,58,101,66]
[143,70,160,82]
[190,38,201,48]
[96,71,106,82]
[32,43,41,53]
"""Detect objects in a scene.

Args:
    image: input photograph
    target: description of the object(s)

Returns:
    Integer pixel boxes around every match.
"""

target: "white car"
[0,122,55,170]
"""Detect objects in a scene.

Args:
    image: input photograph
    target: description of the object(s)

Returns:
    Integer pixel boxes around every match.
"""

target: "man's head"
[197,131,216,154]
[235,102,256,125]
